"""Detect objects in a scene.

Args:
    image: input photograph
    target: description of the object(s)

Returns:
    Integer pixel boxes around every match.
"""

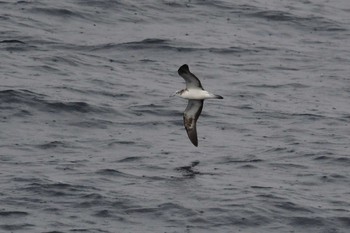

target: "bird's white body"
[176,89,219,100]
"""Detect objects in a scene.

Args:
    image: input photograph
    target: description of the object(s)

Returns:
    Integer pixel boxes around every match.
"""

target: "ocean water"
[1,0,350,232]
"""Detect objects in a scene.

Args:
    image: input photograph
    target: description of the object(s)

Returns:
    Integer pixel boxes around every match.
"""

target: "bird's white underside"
[178,89,218,100]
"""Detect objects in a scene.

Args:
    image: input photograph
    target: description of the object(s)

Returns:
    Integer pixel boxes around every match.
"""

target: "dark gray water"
[1,0,350,232]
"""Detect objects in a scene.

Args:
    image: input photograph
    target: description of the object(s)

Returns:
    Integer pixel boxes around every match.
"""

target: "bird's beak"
[169,92,176,97]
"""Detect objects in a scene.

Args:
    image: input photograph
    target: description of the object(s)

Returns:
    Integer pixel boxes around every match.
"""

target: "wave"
[0,89,111,115]
[28,7,87,20]
[87,38,257,56]
[248,10,346,32]
[0,211,29,217]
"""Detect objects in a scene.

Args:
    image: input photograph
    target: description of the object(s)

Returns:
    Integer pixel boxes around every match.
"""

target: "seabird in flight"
[171,64,223,147]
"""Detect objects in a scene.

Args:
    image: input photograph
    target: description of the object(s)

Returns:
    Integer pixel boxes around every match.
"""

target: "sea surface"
[1,0,350,232]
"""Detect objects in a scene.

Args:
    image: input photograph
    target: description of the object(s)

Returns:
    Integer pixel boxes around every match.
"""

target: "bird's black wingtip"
[191,136,198,147]
[178,64,190,75]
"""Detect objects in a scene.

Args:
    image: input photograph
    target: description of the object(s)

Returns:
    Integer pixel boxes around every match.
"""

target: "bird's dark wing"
[183,100,204,147]
[178,64,203,90]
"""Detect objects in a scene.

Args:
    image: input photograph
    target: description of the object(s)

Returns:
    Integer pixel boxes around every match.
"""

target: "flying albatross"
[172,64,223,147]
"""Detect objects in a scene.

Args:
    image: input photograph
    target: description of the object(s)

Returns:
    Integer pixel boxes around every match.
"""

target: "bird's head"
[170,89,184,97]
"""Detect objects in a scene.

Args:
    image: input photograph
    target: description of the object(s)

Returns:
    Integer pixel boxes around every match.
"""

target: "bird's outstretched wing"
[183,100,204,147]
[178,64,203,90]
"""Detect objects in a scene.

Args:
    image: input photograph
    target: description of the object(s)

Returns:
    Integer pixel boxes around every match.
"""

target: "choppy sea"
[1,0,350,232]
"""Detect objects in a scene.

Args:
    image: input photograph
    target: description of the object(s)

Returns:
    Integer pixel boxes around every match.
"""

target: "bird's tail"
[205,92,224,99]
[210,94,223,99]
